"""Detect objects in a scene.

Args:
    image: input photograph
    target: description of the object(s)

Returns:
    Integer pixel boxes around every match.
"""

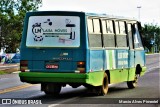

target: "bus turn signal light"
[77,61,85,73]
[20,60,28,72]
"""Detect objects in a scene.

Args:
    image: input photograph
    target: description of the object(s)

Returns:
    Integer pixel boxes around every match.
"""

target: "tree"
[141,24,160,52]
[0,0,42,52]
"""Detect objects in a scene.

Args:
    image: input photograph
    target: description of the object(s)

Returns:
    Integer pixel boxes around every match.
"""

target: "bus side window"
[87,18,102,48]
[119,21,126,34]
[106,20,114,34]
[115,21,127,47]
[102,20,115,47]
[93,19,101,33]
[115,21,120,34]
[127,24,133,49]
[133,24,143,49]
[87,19,94,33]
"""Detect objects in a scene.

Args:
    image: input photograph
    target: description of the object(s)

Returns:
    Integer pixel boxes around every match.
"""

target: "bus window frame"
[132,23,144,50]
[127,23,134,50]
[93,19,101,33]
[114,20,128,48]
[101,19,116,48]
[87,17,103,49]
[87,18,94,33]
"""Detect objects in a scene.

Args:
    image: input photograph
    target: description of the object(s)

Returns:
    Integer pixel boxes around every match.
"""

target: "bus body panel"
[129,50,135,68]
[135,50,146,67]
[89,50,104,71]
[29,49,85,72]
[105,49,129,83]
[128,67,136,81]
[105,50,116,70]
[19,71,104,86]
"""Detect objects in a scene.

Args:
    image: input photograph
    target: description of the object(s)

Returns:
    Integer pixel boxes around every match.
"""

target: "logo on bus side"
[117,52,128,67]
[32,23,44,41]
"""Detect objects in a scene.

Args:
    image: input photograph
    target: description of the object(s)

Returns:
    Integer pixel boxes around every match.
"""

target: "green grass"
[145,51,160,54]
[145,52,153,54]
[0,68,19,75]
[0,70,8,75]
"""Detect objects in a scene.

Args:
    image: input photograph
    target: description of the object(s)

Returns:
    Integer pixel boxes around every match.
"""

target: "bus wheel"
[97,73,109,95]
[127,74,138,89]
[42,83,61,96]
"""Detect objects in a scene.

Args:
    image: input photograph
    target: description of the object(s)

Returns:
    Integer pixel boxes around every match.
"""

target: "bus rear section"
[19,11,90,96]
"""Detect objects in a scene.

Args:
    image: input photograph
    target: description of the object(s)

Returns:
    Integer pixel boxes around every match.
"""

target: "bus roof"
[86,12,137,22]
[26,11,138,22]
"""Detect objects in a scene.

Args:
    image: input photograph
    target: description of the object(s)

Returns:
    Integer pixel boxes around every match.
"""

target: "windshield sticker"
[26,16,80,47]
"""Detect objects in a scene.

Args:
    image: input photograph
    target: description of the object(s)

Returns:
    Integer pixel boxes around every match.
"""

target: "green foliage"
[0,0,42,52]
[141,24,160,52]
[0,70,7,75]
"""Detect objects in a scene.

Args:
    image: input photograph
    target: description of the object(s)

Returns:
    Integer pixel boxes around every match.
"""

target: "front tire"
[127,74,138,89]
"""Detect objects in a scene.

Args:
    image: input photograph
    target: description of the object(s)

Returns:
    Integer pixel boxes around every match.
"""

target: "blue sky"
[39,0,160,25]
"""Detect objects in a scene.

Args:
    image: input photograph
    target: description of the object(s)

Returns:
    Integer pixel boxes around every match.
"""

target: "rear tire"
[96,73,109,95]
[41,83,61,96]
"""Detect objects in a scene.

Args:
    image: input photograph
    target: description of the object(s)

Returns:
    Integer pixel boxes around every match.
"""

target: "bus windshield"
[26,16,80,48]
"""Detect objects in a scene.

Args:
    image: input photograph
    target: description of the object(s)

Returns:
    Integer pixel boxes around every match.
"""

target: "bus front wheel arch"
[127,64,142,89]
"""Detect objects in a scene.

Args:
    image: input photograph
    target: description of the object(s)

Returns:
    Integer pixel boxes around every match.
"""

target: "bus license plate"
[46,64,58,69]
